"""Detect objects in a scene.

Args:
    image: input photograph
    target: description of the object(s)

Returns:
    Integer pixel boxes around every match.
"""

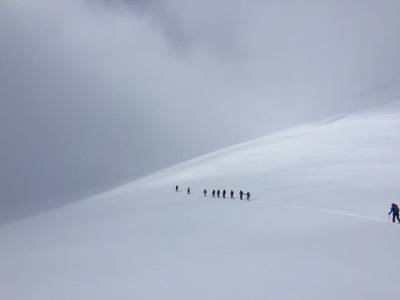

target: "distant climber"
[203,189,207,197]
[187,187,191,195]
[230,190,234,199]
[175,185,179,192]
[246,192,251,201]
[239,190,244,200]
[388,203,400,223]
[222,190,226,199]
[217,190,221,198]
[212,190,216,197]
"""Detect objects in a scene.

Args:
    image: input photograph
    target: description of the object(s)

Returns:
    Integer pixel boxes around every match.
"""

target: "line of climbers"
[177,187,400,221]
[175,185,251,201]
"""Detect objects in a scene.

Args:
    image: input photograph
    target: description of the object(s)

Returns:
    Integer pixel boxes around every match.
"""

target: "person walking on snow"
[217,190,221,198]
[246,192,251,201]
[222,190,226,199]
[212,190,216,197]
[388,203,400,223]
[230,190,234,199]
[175,185,179,192]
[187,187,191,195]
[203,189,207,197]
[239,190,244,200]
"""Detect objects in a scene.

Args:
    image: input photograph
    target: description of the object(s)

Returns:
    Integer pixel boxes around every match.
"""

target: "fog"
[1,0,400,221]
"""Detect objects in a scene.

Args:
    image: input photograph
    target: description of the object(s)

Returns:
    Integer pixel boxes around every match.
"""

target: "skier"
[175,185,179,192]
[203,189,207,197]
[222,190,226,199]
[212,190,216,197]
[239,190,244,200]
[187,187,191,195]
[246,192,251,201]
[230,190,234,199]
[388,203,400,223]
[217,190,221,198]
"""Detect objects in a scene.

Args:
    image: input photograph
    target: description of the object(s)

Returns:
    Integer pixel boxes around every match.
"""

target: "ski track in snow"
[252,200,388,223]
[171,191,388,224]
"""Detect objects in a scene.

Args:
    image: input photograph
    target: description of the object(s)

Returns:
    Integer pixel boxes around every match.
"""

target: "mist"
[1,0,400,222]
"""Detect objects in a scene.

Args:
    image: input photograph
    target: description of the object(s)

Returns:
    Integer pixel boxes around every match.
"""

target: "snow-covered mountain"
[1,102,400,299]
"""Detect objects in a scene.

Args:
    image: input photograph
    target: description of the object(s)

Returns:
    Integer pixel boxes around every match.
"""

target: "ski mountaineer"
[246,192,251,201]
[239,190,244,200]
[187,187,191,195]
[175,185,179,192]
[212,190,216,197]
[230,190,234,199]
[203,189,207,197]
[222,190,226,199]
[388,203,400,223]
[217,190,221,198]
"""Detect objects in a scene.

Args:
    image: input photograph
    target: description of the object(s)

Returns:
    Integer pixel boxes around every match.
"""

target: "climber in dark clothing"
[246,192,251,201]
[388,203,400,223]
[239,190,244,200]
[212,190,216,197]
[203,189,207,197]
[217,190,221,198]
[187,187,191,195]
[222,190,226,199]
[175,185,179,192]
[230,190,234,199]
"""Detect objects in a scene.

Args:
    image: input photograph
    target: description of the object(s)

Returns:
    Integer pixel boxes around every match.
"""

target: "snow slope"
[1,102,400,300]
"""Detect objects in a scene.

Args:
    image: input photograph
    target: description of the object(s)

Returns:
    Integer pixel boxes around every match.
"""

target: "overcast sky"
[1,0,400,221]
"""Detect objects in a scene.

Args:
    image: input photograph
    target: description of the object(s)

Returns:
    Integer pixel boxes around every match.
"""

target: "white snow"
[1,102,400,299]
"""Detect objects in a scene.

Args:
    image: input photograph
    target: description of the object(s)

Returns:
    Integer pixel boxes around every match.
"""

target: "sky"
[1,0,400,220]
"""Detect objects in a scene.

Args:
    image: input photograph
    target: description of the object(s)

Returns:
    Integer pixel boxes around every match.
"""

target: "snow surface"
[1,102,400,299]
